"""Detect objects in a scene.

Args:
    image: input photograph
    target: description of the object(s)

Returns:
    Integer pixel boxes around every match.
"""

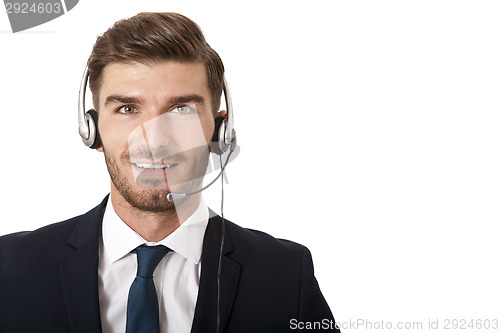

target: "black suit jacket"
[0,197,339,332]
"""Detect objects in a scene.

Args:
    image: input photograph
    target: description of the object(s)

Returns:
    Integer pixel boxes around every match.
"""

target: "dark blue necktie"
[126,245,171,333]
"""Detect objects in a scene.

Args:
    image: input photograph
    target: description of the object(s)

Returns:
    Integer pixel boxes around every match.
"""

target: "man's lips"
[132,162,178,169]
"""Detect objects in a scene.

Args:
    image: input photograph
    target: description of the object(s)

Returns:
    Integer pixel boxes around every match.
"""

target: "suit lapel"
[191,215,241,333]
[59,197,108,333]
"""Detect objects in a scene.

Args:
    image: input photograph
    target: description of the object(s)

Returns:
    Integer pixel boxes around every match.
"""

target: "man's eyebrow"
[104,95,144,107]
[167,94,206,105]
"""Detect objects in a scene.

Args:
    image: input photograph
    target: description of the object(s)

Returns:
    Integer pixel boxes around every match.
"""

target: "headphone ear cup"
[211,116,226,155]
[85,109,102,149]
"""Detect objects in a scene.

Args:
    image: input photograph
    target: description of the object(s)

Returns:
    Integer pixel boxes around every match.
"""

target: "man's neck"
[110,187,201,243]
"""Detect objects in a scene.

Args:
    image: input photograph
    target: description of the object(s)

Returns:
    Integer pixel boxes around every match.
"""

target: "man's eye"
[117,105,138,114]
[172,105,197,114]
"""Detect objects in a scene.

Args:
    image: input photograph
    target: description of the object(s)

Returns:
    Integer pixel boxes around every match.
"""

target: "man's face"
[97,61,216,212]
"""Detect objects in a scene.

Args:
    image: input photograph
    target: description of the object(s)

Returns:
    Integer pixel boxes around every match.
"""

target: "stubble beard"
[102,145,210,213]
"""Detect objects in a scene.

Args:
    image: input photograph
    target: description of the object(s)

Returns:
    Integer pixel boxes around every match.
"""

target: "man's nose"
[140,113,173,150]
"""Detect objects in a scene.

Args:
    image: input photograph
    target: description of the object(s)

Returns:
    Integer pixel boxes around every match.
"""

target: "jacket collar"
[60,195,108,333]
[191,214,241,333]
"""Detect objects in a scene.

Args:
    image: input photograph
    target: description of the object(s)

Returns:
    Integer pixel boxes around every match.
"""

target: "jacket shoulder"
[219,218,313,274]
[0,216,79,256]
[0,197,107,264]
[225,219,309,255]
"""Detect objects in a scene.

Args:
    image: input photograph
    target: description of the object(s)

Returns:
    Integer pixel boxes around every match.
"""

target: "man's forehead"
[101,61,208,84]
[99,60,211,105]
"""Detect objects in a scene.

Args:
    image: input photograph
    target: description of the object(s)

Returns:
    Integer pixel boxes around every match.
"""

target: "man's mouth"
[133,162,177,169]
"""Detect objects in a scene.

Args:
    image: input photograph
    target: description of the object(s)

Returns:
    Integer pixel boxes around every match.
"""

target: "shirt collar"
[102,196,209,265]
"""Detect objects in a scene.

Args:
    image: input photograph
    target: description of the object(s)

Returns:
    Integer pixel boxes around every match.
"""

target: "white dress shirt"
[98,196,209,333]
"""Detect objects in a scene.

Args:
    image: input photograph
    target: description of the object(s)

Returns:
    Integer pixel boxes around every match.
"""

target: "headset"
[78,66,236,155]
[78,65,236,333]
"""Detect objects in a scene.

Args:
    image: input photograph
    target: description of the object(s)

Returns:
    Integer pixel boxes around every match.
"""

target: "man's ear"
[216,110,227,119]
[211,110,227,155]
[96,146,103,152]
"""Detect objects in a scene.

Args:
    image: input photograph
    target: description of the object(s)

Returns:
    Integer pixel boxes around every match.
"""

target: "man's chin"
[134,176,169,190]
[122,188,176,213]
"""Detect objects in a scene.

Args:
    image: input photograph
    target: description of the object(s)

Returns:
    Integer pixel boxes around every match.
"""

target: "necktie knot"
[135,244,170,278]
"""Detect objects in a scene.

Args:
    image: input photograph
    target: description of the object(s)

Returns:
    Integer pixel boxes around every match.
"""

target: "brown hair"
[87,12,224,114]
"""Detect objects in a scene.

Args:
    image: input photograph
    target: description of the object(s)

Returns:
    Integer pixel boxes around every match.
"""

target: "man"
[0,12,340,333]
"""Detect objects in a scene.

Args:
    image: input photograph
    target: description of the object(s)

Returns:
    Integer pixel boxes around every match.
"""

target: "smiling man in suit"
[0,12,340,333]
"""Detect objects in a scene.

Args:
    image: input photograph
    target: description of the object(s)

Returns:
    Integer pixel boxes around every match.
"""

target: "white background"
[1,1,500,331]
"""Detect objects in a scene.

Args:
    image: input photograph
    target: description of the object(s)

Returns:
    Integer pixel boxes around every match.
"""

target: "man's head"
[87,13,225,213]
